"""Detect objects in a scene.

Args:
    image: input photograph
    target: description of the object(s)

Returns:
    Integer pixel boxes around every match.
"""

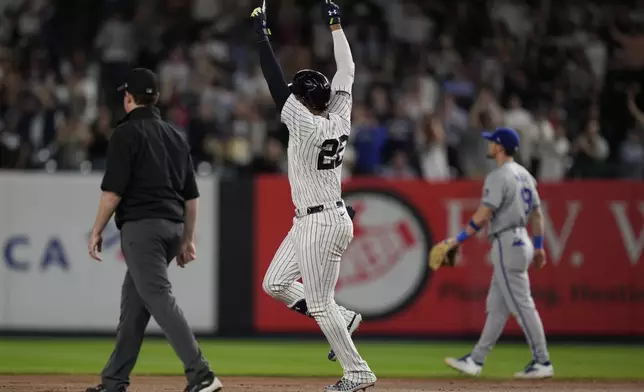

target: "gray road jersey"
[482,161,541,237]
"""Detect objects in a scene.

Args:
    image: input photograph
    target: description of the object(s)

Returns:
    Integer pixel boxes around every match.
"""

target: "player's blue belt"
[296,201,344,217]
[490,226,526,239]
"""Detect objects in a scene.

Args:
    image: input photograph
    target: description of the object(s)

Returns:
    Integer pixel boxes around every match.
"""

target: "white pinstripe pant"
[263,207,375,383]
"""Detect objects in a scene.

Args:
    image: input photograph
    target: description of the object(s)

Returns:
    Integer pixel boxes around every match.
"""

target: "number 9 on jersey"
[521,187,533,216]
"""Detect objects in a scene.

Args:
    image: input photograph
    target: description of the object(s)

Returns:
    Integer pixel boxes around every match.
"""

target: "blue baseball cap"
[482,127,520,153]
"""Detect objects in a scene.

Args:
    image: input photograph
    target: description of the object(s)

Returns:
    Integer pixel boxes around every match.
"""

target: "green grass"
[0,339,642,379]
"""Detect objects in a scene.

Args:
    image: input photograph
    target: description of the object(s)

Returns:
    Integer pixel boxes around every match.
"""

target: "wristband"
[257,27,271,38]
[468,219,482,232]
[456,230,470,244]
[533,236,544,250]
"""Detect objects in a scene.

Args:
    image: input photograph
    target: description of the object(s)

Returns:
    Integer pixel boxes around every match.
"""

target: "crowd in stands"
[1,0,644,181]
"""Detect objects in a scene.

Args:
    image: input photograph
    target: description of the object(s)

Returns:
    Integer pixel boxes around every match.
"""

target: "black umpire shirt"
[101,106,199,229]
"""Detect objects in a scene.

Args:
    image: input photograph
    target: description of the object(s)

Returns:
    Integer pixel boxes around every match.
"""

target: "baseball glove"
[428,241,459,271]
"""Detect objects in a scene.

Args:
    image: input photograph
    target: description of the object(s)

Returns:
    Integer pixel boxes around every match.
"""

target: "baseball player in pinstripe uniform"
[250,2,376,391]
[441,128,554,379]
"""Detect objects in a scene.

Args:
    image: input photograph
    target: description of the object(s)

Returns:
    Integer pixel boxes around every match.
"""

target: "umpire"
[87,68,222,392]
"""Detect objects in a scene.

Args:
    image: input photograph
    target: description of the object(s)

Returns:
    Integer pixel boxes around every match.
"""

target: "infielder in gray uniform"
[442,127,554,379]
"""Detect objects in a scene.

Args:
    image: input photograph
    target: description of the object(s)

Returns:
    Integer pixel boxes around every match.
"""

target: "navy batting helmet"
[289,69,331,112]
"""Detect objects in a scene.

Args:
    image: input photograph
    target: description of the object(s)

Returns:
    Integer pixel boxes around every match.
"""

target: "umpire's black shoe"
[85,384,126,392]
[184,371,223,392]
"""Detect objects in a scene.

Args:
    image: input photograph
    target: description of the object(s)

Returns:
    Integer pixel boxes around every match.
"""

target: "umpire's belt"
[295,201,344,218]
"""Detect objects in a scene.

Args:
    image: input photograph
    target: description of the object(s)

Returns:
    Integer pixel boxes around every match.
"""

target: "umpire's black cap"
[117,68,159,96]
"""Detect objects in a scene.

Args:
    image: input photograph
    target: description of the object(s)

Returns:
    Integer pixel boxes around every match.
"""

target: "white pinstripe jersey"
[281,90,352,210]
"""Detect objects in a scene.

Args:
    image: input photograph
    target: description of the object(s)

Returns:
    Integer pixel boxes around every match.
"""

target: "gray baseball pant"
[470,229,550,364]
[101,219,210,390]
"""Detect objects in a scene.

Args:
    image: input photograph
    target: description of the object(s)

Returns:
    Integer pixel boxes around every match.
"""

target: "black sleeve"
[182,153,200,200]
[101,127,134,196]
[258,39,291,112]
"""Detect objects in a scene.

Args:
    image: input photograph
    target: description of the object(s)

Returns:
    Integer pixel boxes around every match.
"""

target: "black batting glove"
[346,205,356,220]
[250,7,271,40]
[324,0,341,26]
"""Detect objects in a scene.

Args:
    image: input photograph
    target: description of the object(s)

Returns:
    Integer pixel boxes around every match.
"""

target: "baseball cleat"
[184,372,223,392]
[323,378,375,392]
[328,313,363,361]
[514,360,554,379]
[444,354,483,376]
[85,385,126,392]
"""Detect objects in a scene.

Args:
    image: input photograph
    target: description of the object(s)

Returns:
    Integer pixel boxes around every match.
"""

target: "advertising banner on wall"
[0,173,218,333]
[253,176,644,336]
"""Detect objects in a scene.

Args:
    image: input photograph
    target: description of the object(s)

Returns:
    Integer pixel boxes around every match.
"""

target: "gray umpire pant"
[101,219,210,390]
[470,228,550,365]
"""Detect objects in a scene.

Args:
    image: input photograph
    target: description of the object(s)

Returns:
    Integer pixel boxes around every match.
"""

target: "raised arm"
[326,1,355,94]
[250,7,290,111]
[324,1,354,120]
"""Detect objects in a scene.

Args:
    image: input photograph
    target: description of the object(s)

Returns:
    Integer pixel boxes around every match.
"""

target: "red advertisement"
[253,176,644,336]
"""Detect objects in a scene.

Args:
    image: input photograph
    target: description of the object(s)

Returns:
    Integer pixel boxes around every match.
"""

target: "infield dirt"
[1,375,644,392]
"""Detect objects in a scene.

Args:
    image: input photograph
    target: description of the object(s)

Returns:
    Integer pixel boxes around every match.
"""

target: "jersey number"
[521,187,533,216]
[317,135,349,170]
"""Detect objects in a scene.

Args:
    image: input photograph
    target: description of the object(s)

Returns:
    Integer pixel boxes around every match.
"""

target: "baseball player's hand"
[533,249,547,269]
[442,237,458,250]
[346,205,356,220]
[88,232,103,262]
[177,241,197,268]
[428,239,459,271]
[250,7,271,38]
[324,0,341,26]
